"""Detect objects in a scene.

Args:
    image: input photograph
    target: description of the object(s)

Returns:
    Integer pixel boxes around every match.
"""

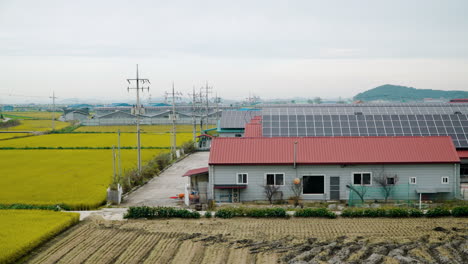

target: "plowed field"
[25,217,468,263]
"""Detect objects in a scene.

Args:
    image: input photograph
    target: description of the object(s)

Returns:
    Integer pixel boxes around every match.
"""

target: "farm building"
[206,136,461,203]
[215,109,260,137]
[61,108,89,122]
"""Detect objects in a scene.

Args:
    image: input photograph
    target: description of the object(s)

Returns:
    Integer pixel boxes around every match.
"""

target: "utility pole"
[49,91,57,130]
[190,87,197,141]
[127,64,150,174]
[204,82,213,131]
[165,83,182,158]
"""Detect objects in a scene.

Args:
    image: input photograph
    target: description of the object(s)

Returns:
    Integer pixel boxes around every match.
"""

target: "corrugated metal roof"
[209,136,459,165]
[458,150,468,159]
[219,110,259,129]
[244,116,263,137]
[182,167,209,177]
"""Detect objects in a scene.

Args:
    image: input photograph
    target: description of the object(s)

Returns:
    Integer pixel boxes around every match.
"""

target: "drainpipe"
[293,141,298,169]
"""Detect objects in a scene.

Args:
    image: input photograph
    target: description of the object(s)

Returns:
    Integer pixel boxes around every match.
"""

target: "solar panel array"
[262,113,468,148]
[262,104,468,115]
[220,110,260,129]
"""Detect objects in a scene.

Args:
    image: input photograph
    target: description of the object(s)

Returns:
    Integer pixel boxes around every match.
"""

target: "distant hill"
[354,84,468,102]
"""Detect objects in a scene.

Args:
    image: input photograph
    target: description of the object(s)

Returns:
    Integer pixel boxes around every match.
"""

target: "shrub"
[294,208,337,219]
[181,141,196,154]
[451,206,468,217]
[408,208,424,217]
[362,208,387,217]
[204,211,212,218]
[124,206,200,219]
[214,207,245,218]
[245,208,287,218]
[386,208,409,218]
[341,208,364,217]
[425,207,451,217]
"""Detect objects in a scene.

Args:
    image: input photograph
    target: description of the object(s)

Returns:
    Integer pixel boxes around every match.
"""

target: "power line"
[49,91,57,130]
[127,64,150,174]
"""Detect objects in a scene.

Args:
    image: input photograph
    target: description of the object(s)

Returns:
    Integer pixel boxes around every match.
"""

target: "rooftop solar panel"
[220,110,259,129]
[262,113,468,148]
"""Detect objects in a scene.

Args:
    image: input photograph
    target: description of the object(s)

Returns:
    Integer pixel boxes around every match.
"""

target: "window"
[265,173,284,186]
[409,177,417,184]
[237,173,248,184]
[353,173,372,185]
[303,175,325,194]
[386,177,395,185]
[235,134,242,137]
[441,177,449,184]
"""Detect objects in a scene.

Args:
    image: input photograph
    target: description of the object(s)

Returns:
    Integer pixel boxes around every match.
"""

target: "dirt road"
[122,152,209,207]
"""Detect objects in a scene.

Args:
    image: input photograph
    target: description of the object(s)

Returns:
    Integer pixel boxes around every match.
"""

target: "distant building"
[450,99,468,103]
[1,105,14,111]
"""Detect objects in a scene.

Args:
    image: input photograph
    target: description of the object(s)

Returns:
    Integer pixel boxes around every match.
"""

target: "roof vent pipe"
[293,141,298,169]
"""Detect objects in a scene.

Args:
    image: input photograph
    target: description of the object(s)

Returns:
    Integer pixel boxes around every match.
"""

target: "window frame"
[409,177,417,185]
[352,172,372,186]
[236,173,248,185]
[386,177,396,185]
[302,174,326,195]
[441,176,449,184]
[264,173,285,186]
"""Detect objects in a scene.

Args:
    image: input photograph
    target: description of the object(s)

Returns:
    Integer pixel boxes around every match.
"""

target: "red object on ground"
[170,196,179,199]
[209,136,459,165]
[182,167,209,177]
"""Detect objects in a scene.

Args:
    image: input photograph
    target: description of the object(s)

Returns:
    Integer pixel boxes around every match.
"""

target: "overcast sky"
[0,0,467,103]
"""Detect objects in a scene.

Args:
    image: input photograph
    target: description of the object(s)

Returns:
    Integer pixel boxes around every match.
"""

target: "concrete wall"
[209,163,459,202]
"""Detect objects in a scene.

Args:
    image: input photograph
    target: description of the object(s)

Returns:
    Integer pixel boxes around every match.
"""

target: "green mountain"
[354,84,468,102]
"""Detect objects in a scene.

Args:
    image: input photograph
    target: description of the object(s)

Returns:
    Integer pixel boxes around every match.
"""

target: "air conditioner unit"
[232,189,240,203]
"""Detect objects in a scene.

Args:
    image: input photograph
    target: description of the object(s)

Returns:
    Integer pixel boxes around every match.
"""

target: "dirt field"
[25,217,468,264]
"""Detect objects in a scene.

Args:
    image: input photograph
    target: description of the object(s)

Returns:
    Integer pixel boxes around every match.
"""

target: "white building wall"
[209,163,459,202]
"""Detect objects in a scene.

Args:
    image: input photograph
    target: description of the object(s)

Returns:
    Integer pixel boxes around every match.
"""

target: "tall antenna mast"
[127,64,150,174]
[49,91,57,130]
[165,83,182,157]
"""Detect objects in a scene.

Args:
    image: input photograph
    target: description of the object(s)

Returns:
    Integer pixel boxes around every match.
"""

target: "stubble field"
[25,217,468,264]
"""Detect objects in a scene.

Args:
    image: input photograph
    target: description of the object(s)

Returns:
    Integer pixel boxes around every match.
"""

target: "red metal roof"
[182,167,209,177]
[244,116,263,137]
[458,150,468,159]
[244,123,262,137]
[209,136,459,165]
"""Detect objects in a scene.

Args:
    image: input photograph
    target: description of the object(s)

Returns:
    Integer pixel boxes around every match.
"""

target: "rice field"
[0,120,69,132]
[0,132,193,148]
[0,210,79,264]
[75,124,215,133]
[2,111,62,120]
[0,133,33,140]
[0,149,167,209]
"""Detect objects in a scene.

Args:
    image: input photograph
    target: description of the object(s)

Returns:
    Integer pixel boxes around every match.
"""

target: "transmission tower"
[49,91,57,130]
[202,82,213,131]
[165,83,183,157]
[126,64,150,174]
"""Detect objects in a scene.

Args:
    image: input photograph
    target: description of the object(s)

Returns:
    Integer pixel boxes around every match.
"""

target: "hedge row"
[124,206,201,219]
[214,207,288,218]
[342,206,468,218]
[294,208,337,219]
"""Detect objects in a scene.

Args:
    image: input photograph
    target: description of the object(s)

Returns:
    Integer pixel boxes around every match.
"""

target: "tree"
[374,171,399,203]
[346,184,368,204]
[289,178,302,207]
[263,184,281,204]
[313,97,322,104]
